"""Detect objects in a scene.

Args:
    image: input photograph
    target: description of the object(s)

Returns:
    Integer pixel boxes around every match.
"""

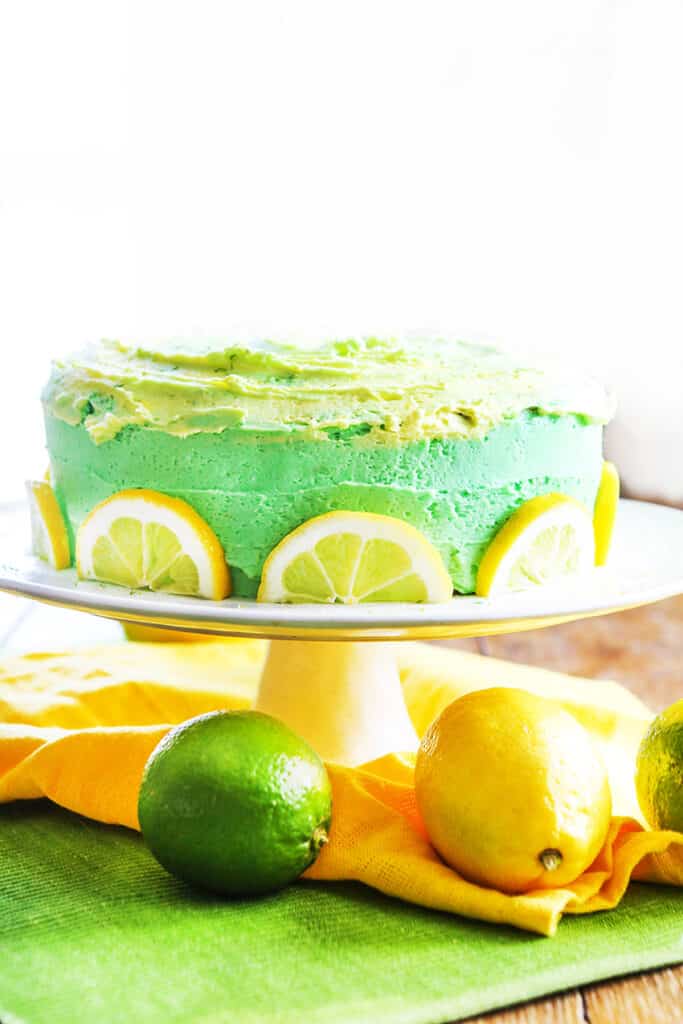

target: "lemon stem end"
[539,848,563,872]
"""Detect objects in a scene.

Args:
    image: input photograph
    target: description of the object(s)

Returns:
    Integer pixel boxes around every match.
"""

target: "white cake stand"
[2,499,683,765]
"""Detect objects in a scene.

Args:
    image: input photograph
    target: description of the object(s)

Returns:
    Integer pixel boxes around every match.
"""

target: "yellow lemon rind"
[26,480,71,570]
[76,488,230,601]
[257,510,453,604]
[475,493,595,598]
[593,461,620,566]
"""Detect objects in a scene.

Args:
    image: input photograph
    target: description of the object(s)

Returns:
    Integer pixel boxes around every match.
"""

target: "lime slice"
[475,493,595,597]
[257,511,452,604]
[26,480,71,570]
[594,461,619,566]
[76,489,230,600]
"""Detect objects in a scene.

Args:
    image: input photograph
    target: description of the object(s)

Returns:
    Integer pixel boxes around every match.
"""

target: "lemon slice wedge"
[475,493,595,597]
[593,461,619,566]
[26,480,71,570]
[257,511,453,604]
[76,489,230,600]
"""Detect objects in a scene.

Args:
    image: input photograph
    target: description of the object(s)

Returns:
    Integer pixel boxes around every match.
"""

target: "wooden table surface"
[0,591,681,1024]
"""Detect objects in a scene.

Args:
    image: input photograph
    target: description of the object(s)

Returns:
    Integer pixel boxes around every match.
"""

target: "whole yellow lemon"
[415,687,612,894]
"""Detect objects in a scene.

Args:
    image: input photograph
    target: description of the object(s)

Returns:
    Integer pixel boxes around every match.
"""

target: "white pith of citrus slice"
[76,489,230,600]
[593,461,619,566]
[257,511,453,604]
[26,480,71,570]
[475,493,595,597]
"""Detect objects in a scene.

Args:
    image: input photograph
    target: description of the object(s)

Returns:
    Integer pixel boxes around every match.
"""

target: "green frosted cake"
[41,337,614,598]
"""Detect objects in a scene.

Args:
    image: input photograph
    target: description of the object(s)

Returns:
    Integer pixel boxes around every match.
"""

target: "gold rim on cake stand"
[2,499,683,764]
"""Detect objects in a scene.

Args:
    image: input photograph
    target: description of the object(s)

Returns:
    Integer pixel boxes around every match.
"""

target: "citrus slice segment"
[257,511,453,604]
[26,480,71,570]
[593,461,619,566]
[475,493,595,597]
[76,489,230,600]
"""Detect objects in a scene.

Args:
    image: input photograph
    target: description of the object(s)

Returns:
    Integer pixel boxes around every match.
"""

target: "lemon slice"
[475,493,595,597]
[76,489,230,600]
[594,461,619,566]
[257,511,453,604]
[26,480,71,570]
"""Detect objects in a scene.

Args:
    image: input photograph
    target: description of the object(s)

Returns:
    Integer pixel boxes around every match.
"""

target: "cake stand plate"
[1,498,682,764]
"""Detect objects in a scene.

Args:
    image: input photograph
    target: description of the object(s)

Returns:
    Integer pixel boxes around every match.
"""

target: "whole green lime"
[138,710,333,895]
[635,699,683,831]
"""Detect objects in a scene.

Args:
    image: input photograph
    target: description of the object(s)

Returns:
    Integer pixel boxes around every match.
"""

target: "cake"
[41,337,614,598]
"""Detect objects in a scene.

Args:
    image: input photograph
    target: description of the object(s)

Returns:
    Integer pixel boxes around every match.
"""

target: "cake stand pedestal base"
[255,640,418,765]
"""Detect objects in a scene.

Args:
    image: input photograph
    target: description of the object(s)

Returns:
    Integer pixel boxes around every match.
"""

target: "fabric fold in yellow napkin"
[1,638,682,936]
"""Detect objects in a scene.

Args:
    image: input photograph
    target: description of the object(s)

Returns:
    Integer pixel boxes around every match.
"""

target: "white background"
[1,1,682,501]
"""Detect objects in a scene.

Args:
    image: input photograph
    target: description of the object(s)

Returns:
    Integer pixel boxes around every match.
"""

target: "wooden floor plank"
[482,595,683,710]
[464,991,584,1023]
[583,965,683,1023]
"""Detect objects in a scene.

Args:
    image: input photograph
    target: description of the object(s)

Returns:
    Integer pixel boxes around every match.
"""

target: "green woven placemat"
[1,802,683,1024]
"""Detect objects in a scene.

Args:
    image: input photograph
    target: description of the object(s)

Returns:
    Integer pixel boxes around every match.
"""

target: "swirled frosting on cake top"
[42,337,615,444]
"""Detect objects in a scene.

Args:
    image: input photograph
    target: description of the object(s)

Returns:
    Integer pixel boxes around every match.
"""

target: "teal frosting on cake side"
[44,411,604,597]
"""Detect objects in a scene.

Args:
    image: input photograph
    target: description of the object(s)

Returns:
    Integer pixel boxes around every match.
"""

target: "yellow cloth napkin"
[1,638,682,937]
